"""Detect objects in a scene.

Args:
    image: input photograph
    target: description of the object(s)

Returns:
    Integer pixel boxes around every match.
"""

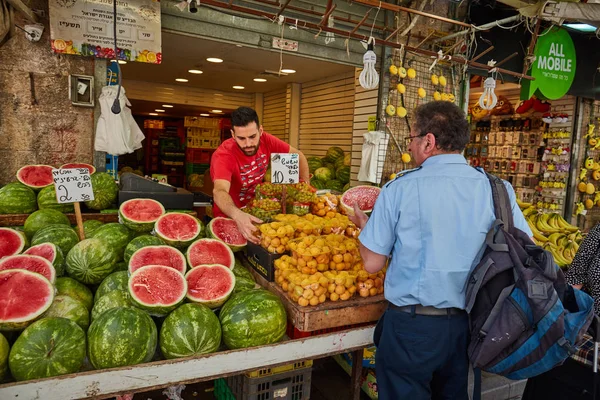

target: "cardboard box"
[245,242,285,281]
[341,346,377,369]
[333,354,378,400]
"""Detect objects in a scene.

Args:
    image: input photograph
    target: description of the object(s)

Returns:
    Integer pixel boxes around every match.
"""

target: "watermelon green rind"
[154,212,202,249]
[60,163,96,174]
[84,172,118,211]
[314,167,334,182]
[119,198,165,233]
[0,254,56,283]
[159,303,222,359]
[16,165,54,190]
[0,333,8,381]
[326,146,345,162]
[339,185,381,216]
[42,295,90,331]
[37,185,75,213]
[88,307,157,369]
[0,182,37,214]
[66,238,118,285]
[24,242,65,277]
[124,235,165,263]
[83,220,104,237]
[129,246,187,275]
[55,277,94,312]
[114,261,128,271]
[336,166,351,184]
[219,289,287,350]
[24,209,70,239]
[307,157,323,173]
[325,179,344,192]
[94,271,129,303]
[32,224,80,255]
[91,289,135,321]
[232,259,255,282]
[8,317,86,381]
[0,227,26,258]
[207,217,247,252]
[0,269,55,331]
[185,264,235,309]
[128,265,187,317]
[89,223,132,261]
[186,238,235,269]
[233,275,257,294]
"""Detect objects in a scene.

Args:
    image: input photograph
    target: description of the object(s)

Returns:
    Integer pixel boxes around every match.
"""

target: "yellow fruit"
[418,88,426,98]
[433,91,442,101]
[579,182,588,192]
[389,65,398,75]
[396,106,407,118]
[398,67,407,78]
[431,74,439,85]
[389,173,397,180]
[447,93,455,102]
[146,52,157,63]
[586,183,596,195]
[407,68,416,79]
[401,153,411,163]
[396,83,406,94]
[441,93,449,101]
[385,104,396,116]
[439,75,447,86]
[588,138,597,146]
[594,170,600,181]
[585,199,594,209]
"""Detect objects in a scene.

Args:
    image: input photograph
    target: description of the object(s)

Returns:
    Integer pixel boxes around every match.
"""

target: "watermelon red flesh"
[16,165,54,189]
[0,228,25,258]
[24,243,57,263]
[340,185,381,215]
[186,239,234,269]
[129,246,186,275]
[120,199,164,222]
[186,264,235,308]
[155,213,200,246]
[60,163,96,174]
[0,255,56,283]
[129,265,187,314]
[208,218,247,249]
[0,269,54,330]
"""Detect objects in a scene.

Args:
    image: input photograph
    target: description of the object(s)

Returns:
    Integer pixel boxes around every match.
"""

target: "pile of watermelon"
[0,195,287,384]
[309,146,351,192]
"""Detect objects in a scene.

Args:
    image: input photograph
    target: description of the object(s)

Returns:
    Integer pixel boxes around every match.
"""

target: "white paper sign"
[52,168,95,204]
[271,153,299,184]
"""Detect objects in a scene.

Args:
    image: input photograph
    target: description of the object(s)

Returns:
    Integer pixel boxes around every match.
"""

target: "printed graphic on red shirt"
[239,154,268,202]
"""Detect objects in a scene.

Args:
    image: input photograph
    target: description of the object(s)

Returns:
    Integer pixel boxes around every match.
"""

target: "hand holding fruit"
[234,210,263,244]
[349,203,369,230]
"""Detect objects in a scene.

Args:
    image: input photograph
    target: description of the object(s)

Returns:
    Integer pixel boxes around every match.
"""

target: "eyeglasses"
[404,133,427,143]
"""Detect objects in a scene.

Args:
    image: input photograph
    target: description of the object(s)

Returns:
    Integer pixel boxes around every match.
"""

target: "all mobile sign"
[521,27,576,100]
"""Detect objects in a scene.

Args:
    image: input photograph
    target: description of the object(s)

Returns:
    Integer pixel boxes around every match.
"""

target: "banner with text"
[49,0,161,64]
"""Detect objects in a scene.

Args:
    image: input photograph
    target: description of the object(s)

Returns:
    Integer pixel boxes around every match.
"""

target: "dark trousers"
[374,307,470,400]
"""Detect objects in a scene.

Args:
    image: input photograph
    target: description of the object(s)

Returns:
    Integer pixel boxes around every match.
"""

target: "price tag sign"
[271,153,299,184]
[52,168,95,204]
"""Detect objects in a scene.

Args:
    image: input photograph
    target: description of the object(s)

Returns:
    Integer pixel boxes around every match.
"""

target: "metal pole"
[432,15,521,43]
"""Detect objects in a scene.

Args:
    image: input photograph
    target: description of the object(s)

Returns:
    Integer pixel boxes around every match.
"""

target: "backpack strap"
[484,172,514,233]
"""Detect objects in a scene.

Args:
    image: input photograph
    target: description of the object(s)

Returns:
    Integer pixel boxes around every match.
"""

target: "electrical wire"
[111,0,122,114]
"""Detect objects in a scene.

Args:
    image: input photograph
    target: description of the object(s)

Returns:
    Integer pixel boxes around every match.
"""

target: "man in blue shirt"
[350,101,532,400]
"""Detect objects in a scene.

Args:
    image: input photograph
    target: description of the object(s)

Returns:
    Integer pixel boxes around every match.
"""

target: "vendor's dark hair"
[231,107,260,128]
[414,101,470,152]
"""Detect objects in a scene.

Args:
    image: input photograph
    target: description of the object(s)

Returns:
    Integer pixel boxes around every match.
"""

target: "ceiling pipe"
[432,15,522,44]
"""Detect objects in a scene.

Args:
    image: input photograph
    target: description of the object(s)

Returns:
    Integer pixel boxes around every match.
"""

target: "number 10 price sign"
[52,168,95,240]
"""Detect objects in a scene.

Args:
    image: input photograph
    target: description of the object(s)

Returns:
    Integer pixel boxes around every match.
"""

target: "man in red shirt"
[211,106,309,243]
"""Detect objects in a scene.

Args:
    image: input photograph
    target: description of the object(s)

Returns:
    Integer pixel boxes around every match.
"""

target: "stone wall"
[0,0,95,184]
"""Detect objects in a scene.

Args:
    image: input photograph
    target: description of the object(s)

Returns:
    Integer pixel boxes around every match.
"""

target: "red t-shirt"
[210,132,290,217]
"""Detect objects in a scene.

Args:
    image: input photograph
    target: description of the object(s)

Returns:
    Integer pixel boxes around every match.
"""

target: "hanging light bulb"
[479,77,497,110]
[359,37,379,90]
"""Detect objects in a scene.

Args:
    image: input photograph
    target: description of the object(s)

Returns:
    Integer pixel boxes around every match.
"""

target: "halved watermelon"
[24,243,64,277]
[0,227,26,258]
[60,163,96,175]
[339,185,381,216]
[16,165,55,190]
[0,269,54,331]
[185,264,235,309]
[207,217,247,252]
[0,254,56,283]
[128,245,186,275]
[128,265,188,316]
[154,212,202,248]
[119,198,165,233]
[186,238,234,269]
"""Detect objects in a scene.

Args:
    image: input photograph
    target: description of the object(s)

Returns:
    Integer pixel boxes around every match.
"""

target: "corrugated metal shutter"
[299,72,355,157]
[351,68,379,185]
[262,88,288,141]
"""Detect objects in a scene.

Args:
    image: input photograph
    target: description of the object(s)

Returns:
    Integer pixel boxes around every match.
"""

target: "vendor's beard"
[238,141,260,156]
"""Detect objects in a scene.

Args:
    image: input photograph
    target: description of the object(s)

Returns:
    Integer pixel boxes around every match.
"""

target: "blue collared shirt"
[359,154,533,309]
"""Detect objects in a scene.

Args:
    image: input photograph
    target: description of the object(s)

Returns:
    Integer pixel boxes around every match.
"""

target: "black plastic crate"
[226,366,312,400]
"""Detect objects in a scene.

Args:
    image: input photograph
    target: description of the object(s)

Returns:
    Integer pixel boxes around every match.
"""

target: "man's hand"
[233,211,263,244]
[349,203,369,230]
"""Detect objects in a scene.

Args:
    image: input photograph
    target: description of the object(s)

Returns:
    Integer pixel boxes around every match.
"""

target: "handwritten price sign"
[271,153,299,184]
[52,168,95,204]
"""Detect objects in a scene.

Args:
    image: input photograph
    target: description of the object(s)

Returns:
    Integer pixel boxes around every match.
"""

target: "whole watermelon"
[91,289,135,321]
[219,289,286,349]
[89,223,133,260]
[114,261,128,271]
[307,157,323,173]
[160,303,222,359]
[343,183,350,191]
[84,172,118,211]
[24,209,70,239]
[94,271,129,303]
[314,167,334,182]
[8,317,86,381]
[326,146,345,162]
[325,179,344,192]
[42,295,90,331]
[37,185,74,213]
[66,238,118,285]
[124,234,165,264]
[233,275,256,294]
[32,224,79,255]
[310,178,326,190]
[0,182,37,214]
[336,166,351,184]
[88,307,157,369]
[233,259,255,281]
[0,332,8,381]
[83,220,104,237]
[55,277,94,312]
